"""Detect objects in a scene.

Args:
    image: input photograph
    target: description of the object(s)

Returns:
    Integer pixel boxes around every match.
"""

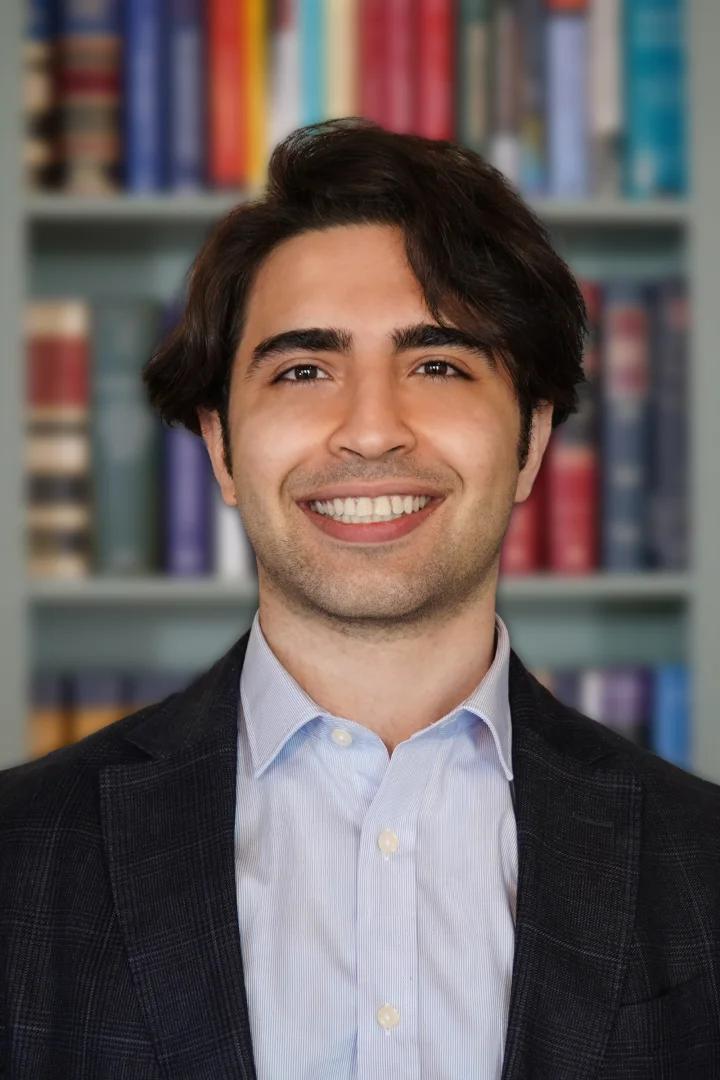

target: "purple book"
[162,424,214,575]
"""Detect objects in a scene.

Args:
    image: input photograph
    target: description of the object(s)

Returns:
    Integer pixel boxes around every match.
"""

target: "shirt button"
[377,829,399,855]
[377,1003,400,1030]
[330,727,353,747]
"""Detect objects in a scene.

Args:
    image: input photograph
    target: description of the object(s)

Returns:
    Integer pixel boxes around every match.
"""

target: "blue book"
[58,0,118,33]
[623,0,687,197]
[162,425,214,576]
[546,4,589,197]
[167,0,205,190]
[518,0,547,195]
[124,0,165,191]
[647,278,689,569]
[651,664,690,769]
[601,282,652,570]
[299,0,325,125]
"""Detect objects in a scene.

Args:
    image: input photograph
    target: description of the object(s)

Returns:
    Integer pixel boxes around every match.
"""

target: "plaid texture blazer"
[2,626,720,1079]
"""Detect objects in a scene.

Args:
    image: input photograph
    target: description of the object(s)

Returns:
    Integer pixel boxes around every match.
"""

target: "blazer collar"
[100,627,641,1080]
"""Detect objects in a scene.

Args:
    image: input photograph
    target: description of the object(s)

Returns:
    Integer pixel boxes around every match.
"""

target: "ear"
[513,402,554,504]
[197,407,237,507]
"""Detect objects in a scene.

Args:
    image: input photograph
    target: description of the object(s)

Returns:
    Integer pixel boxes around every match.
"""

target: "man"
[2,118,719,1079]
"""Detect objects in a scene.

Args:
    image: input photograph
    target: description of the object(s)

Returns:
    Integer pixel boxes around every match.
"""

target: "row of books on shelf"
[28,660,690,769]
[26,274,688,579]
[25,0,686,200]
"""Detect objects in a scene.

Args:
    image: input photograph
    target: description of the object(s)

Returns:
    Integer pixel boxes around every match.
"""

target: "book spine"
[456,0,491,155]
[29,672,70,757]
[518,0,547,194]
[624,0,686,197]
[489,0,521,183]
[208,0,246,184]
[500,454,547,574]
[546,279,601,572]
[69,670,126,741]
[269,0,301,146]
[124,0,165,191]
[647,278,689,570]
[298,0,325,125]
[26,300,93,580]
[651,664,690,768]
[25,0,59,189]
[167,0,205,190]
[91,301,162,574]
[162,425,214,575]
[551,669,581,710]
[245,0,268,188]
[595,666,651,745]
[601,282,652,570]
[546,1,589,196]
[56,0,121,193]
[384,0,415,133]
[325,0,358,125]
[214,487,258,582]
[416,0,454,139]
[588,0,622,196]
[360,0,388,125]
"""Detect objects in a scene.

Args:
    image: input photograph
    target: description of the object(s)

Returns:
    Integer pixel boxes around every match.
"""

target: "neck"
[255,580,500,756]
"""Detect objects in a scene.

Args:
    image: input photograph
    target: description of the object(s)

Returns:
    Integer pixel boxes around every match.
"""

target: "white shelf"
[27,573,692,606]
[25,192,692,227]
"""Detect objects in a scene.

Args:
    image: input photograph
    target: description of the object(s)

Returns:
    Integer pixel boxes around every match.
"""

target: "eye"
[414,359,467,380]
[272,363,331,385]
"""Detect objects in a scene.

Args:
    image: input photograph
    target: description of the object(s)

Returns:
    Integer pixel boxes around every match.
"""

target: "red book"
[359,0,388,124]
[416,0,454,139]
[500,453,548,575]
[384,0,415,133]
[208,0,247,186]
[546,280,601,573]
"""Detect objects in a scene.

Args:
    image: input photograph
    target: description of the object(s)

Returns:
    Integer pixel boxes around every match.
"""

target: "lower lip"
[298,498,444,543]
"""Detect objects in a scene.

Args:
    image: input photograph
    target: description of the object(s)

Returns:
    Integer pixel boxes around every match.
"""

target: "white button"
[377,1003,400,1030]
[331,727,353,747]
[377,829,399,855]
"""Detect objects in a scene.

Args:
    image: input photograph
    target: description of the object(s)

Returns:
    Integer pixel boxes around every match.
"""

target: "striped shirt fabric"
[235,608,518,1079]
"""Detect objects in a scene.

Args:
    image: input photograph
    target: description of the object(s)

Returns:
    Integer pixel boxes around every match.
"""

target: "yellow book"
[325,0,359,120]
[245,0,267,190]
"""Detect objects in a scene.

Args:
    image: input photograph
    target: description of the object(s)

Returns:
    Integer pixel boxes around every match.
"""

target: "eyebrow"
[242,322,497,380]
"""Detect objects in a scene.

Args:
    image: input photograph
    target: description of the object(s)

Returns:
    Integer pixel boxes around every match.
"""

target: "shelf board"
[27,572,692,606]
[25,192,692,227]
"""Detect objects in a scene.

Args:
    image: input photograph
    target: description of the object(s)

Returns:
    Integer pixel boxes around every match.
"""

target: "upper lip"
[299,483,445,502]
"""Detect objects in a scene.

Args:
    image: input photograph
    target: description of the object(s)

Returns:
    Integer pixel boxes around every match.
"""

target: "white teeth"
[308,493,434,523]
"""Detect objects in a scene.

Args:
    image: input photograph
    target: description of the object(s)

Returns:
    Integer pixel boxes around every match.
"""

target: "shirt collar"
[239,608,513,781]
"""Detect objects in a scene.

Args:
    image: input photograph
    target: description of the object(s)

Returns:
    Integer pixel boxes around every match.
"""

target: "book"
[214,487,258,582]
[546,0,589,197]
[416,0,454,140]
[623,0,687,197]
[325,0,358,125]
[359,0,388,126]
[600,282,651,570]
[455,0,491,156]
[245,0,269,189]
[269,0,302,147]
[518,0,547,194]
[545,279,601,573]
[500,452,548,574]
[28,672,70,758]
[647,277,688,571]
[299,0,325,126]
[69,670,127,740]
[91,301,162,574]
[167,0,205,191]
[588,0,622,196]
[26,300,93,579]
[384,0,415,133]
[24,0,58,189]
[162,424,214,575]
[650,663,690,768]
[56,0,122,193]
[208,0,247,185]
[124,0,165,191]
[489,0,521,184]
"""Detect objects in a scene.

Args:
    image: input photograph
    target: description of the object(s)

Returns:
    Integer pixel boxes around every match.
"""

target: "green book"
[91,300,162,574]
[456,0,492,155]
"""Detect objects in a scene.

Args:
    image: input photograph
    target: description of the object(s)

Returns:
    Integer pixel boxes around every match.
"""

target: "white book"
[589,0,622,196]
[325,0,358,119]
[214,488,257,584]
[269,0,302,149]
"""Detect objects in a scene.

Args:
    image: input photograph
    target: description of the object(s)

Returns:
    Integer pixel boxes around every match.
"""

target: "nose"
[326,367,418,460]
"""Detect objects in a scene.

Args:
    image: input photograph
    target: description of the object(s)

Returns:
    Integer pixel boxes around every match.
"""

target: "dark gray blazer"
[2,627,720,1079]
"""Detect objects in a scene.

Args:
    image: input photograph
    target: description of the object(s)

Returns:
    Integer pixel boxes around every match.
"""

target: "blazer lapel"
[100,630,257,1080]
[500,652,643,1080]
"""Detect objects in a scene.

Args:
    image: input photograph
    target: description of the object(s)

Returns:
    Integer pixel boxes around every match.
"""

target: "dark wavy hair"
[142,117,587,475]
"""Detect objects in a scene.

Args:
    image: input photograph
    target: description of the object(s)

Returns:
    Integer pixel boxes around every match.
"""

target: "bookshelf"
[2,0,719,782]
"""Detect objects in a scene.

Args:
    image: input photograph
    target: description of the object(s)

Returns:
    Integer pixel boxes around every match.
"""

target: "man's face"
[199,223,552,634]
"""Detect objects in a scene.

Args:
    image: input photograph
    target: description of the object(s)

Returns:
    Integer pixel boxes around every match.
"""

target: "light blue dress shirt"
[235,608,518,1079]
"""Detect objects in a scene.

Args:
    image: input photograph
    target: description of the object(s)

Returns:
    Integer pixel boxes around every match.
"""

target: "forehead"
[245,223,427,322]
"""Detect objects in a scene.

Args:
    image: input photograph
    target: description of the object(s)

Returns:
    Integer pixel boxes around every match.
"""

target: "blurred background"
[2,0,718,781]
